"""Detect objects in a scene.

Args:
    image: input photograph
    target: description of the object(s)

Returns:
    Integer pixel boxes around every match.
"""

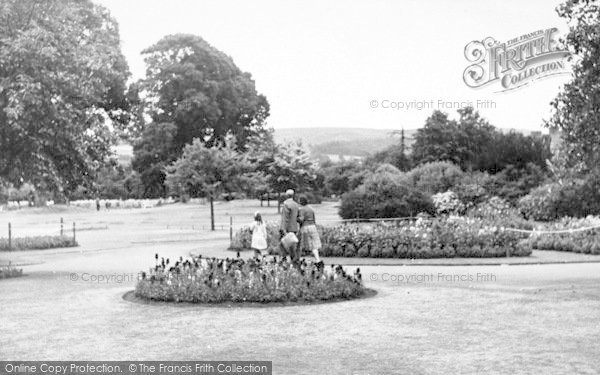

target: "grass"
[0,235,77,251]
[0,201,599,373]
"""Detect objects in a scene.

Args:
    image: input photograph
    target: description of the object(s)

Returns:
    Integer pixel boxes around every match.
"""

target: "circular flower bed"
[134,254,369,304]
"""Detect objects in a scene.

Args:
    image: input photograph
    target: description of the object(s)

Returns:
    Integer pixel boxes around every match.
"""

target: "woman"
[250,212,268,258]
[297,195,321,262]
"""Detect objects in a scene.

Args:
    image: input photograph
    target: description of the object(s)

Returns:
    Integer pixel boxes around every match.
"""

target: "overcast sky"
[97,0,572,131]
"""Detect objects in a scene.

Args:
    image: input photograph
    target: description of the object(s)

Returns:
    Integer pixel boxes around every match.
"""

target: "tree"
[367,128,412,171]
[547,0,600,171]
[413,108,549,174]
[132,122,178,197]
[0,0,132,195]
[412,111,459,165]
[245,133,320,209]
[133,34,270,195]
[165,138,255,230]
[140,34,269,150]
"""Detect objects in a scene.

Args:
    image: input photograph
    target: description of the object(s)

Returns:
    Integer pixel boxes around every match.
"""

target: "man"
[279,189,300,262]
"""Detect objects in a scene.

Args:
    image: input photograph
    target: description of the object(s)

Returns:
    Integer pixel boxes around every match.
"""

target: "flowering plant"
[135,254,365,303]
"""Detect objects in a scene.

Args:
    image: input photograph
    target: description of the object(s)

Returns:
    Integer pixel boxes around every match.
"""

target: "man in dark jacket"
[280,189,300,261]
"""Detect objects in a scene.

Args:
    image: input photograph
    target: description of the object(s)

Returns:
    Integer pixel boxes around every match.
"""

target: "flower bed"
[319,218,531,258]
[0,235,77,251]
[0,262,23,279]
[527,216,600,254]
[135,254,366,304]
[231,217,531,258]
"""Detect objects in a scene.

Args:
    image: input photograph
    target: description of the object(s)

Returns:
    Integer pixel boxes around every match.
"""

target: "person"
[297,194,321,262]
[250,212,268,258]
[279,189,300,262]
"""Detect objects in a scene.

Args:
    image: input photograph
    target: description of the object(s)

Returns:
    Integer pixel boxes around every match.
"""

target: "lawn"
[0,200,599,374]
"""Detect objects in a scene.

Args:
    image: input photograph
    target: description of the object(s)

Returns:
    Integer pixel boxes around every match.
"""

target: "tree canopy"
[139,34,269,150]
[132,34,270,196]
[411,108,550,173]
[0,0,131,195]
[547,0,600,172]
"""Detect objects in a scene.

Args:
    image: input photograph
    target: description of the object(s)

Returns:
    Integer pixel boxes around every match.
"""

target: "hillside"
[273,127,414,157]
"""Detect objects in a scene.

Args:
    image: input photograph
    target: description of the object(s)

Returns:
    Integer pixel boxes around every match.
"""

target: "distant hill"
[273,127,415,157]
[112,127,540,165]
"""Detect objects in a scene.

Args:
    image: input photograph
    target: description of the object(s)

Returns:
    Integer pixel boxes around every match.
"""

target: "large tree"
[139,34,269,149]
[547,0,600,171]
[133,34,270,196]
[0,0,131,195]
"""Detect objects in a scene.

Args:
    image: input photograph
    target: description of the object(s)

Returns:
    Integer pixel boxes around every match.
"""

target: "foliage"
[246,132,321,196]
[135,255,365,303]
[0,235,77,251]
[432,191,464,215]
[518,172,600,221]
[231,221,282,252]
[526,216,600,254]
[412,108,550,173]
[319,218,531,258]
[406,161,464,194]
[132,122,178,197]
[321,160,366,197]
[166,139,255,199]
[0,0,132,195]
[339,169,435,219]
[485,163,548,203]
[0,262,23,279]
[131,34,270,196]
[366,128,412,171]
[547,0,600,170]
[166,138,261,229]
[140,34,269,149]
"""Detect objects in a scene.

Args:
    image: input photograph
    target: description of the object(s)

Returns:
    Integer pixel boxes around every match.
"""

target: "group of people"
[250,189,322,262]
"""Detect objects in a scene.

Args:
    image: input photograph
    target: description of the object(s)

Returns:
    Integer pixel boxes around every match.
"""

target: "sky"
[97,0,573,132]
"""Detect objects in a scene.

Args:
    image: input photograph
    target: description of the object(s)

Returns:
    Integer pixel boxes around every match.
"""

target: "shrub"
[406,161,464,194]
[339,171,435,219]
[135,255,366,303]
[519,173,600,221]
[0,235,77,251]
[432,191,464,214]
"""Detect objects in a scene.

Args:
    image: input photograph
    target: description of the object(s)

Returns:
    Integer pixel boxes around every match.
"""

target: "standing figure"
[250,212,268,258]
[279,189,300,262]
[297,194,321,262]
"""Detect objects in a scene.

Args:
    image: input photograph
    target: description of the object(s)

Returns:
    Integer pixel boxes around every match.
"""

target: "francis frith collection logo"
[463,27,570,92]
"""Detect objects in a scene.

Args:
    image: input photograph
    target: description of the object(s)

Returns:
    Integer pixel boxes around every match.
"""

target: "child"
[250,212,268,258]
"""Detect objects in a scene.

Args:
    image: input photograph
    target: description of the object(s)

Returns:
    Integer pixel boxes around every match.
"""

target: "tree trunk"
[210,196,215,231]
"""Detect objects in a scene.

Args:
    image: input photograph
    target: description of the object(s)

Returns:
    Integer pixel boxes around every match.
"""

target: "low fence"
[3,218,77,251]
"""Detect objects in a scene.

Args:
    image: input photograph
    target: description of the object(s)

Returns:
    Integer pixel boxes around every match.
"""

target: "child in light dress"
[251,212,268,258]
